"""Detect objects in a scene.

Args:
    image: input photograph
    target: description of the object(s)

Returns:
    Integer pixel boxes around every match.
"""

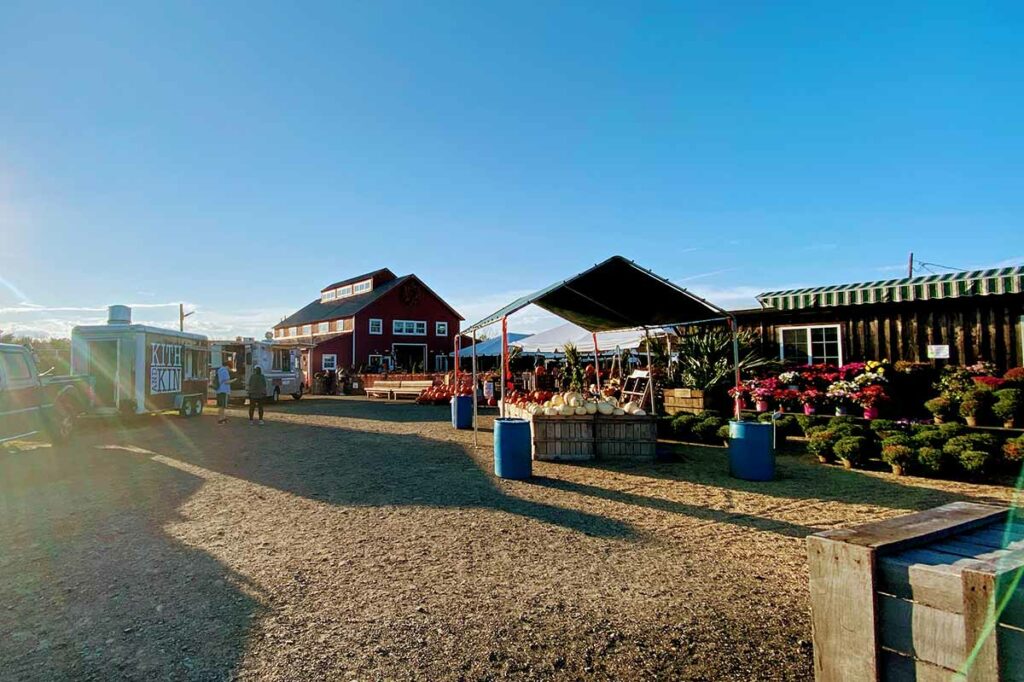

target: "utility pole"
[179,303,195,332]
[908,252,914,278]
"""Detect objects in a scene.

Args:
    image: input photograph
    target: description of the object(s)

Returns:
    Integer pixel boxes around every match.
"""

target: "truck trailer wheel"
[179,399,194,418]
[194,398,204,415]
[291,387,303,400]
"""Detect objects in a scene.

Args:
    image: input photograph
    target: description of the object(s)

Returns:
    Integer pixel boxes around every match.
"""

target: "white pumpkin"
[551,395,564,407]
[622,401,639,414]
[596,401,614,416]
[558,404,574,417]
[633,409,646,416]
[613,408,625,416]
[543,406,558,416]
[574,406,587,416]
[584,402,598,415]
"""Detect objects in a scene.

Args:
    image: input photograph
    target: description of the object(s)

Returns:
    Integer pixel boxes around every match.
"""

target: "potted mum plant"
[924,396,955,424]
[993,388,1023,429]
[752,386,773,412]
[773,388,802,412]
[854,385,889,420]
[881,443,914,476]
[958,388,993,427]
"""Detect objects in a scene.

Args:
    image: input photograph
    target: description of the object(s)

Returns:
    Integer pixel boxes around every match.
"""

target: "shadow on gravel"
[119,418,634,541]
[0,444,263,681]
[525,475,815,538]
[589,442,999,513]
[263,396,447,423]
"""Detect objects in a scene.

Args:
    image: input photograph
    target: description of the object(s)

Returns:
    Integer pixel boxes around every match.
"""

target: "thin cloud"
[675,268,737,283]
[0,302,187,314]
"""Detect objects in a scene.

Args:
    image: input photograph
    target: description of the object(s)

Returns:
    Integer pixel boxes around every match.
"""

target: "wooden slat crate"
[594,414,657,460]
[663,388,707,416]
[531,415,595,461]
[807,502,1024,681]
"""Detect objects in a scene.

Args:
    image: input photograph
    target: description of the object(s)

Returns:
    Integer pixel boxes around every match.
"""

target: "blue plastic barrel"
[728,421,775,481]
[451,395,473,429]
[494,418,532,479]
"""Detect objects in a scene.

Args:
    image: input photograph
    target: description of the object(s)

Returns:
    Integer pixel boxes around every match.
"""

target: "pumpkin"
[612,408,625,416]
[574,406,587,416]
[584,402,598,415]
[596,401,614,416]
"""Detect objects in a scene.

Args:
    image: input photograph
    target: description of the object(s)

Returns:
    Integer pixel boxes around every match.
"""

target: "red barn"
[273,268,463,377]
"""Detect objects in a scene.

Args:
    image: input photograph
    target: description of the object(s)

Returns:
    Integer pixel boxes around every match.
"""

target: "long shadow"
[584,442,1009,513]
[109,416,633,540]
[0,444,262,680]
[264,396,448,423]
[526,476,815,538]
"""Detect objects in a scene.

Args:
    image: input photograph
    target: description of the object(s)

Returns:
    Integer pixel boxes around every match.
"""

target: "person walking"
[215,359,232,424]
[247,365,268,425]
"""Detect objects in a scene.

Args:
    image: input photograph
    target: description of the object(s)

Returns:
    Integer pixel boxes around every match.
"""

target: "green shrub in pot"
[833,436,870,469]
[881,444,915,475]
[992,388,1023,428]
[925,396,956,424]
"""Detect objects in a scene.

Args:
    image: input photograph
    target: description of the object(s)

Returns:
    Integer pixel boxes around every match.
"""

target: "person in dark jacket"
[247,366,268,425]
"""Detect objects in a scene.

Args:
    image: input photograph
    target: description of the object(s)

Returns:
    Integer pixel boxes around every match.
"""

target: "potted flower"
[799,389,826,415]
[826,380,858,416]
[958,388,993,427]
[752,386,773,412]
[854,385,889,420]
[778,370,802,390]
[728,381,753,411]
[992,388,1023,429]
[924,396,955,424]
[773,388,802,412]
[881,443,914,476]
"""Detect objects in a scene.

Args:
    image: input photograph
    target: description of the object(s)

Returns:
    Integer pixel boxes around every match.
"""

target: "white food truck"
[209,337,305,403]
[71,305,210,417]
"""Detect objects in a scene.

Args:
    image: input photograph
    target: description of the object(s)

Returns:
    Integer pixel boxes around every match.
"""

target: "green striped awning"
[757,266,1024,311]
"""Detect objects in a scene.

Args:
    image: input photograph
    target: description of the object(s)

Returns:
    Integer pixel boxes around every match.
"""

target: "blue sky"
[1,1,1021,337]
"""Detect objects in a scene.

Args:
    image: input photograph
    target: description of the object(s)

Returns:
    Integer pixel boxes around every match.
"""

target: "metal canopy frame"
[457,256,743,445]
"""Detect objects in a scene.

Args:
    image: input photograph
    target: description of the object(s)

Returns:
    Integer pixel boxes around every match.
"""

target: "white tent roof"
[513,322,672,354]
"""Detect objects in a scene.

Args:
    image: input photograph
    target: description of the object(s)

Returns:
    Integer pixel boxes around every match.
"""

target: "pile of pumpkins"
[415,384,472,406]
[506,390,646,417]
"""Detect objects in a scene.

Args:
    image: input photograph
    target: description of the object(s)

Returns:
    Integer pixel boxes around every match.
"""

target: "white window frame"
[321,354,337,371]
[290,326,298,337]
[369,318,383,335]
[392,319,427,336]
[435,321,448,337]
[322,290,336,302]
[778,324,843,366]
[301,325,312,336]
[317,322,330,334]
[353,280,372,294]
[338,285,352,297]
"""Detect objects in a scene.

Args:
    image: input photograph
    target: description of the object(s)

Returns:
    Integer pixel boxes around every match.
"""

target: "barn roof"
[320,268,396,293]
[757,266,1024,311]
[277,276,411,329]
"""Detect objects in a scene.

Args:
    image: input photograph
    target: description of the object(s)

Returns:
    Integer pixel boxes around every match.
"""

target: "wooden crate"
[531,415,595,461]
[663,388,707,416]
[594,414,657,460]
[807,501,1024,681]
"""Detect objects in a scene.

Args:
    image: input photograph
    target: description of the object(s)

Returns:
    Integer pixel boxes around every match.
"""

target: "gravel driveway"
[0,397,1015,680]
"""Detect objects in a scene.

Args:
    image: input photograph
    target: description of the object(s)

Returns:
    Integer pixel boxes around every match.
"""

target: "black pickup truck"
[0,343,93,446]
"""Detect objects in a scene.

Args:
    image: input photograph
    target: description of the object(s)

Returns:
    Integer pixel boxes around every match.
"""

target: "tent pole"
[454,334,460,388]
[592,332,601,393]
[729,316,741,421]
[472,329,478,447]
[644,328,656,416]
[500,316,508,418]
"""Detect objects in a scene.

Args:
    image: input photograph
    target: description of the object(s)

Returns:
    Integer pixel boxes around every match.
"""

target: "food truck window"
[272,349,291,372]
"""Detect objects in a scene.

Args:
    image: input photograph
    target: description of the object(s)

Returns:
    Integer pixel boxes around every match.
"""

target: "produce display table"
[499,401,656,462]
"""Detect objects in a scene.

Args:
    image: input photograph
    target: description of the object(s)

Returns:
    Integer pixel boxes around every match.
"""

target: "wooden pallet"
[663,388,707,416]
[594,414,657,460]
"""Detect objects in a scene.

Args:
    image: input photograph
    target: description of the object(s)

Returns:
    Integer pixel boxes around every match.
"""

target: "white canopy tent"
[514,321,673,355]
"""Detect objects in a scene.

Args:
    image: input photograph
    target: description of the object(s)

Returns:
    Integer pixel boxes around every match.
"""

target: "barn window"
[353,280,372,294]
[779,325,843,366]
[435,322,448,337]
[317,322,329,334]
[322,290,336,302]
[369,318,383,335]
[321,354,337,371]
[393,320,426,336]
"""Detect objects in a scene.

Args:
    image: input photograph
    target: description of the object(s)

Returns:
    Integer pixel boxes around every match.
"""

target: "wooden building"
[273,269,463,377]
[731,267,1024,370]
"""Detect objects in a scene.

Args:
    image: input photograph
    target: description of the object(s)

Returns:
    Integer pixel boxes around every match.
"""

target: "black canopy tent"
[457,256,742,444]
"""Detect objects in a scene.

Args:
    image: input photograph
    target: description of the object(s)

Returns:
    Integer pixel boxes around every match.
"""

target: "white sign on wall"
[150,343,183,394]
[926,344,950,360]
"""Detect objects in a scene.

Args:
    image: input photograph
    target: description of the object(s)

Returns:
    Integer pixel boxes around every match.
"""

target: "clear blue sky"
[1,1,1021,337]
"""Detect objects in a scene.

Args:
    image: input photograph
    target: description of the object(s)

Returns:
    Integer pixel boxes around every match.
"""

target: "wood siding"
[733,293,1024,369]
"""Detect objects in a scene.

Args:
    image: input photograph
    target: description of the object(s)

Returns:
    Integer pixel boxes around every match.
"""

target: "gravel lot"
[0,397,1016,681]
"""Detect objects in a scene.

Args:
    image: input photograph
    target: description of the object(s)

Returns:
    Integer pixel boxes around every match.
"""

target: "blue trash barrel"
[451,395,473,429]
[728,420,775,481]
[494,418,532,479]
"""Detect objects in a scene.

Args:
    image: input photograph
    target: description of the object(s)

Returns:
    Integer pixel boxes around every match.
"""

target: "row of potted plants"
[729,361,892,418]
[924,365,1024,428]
